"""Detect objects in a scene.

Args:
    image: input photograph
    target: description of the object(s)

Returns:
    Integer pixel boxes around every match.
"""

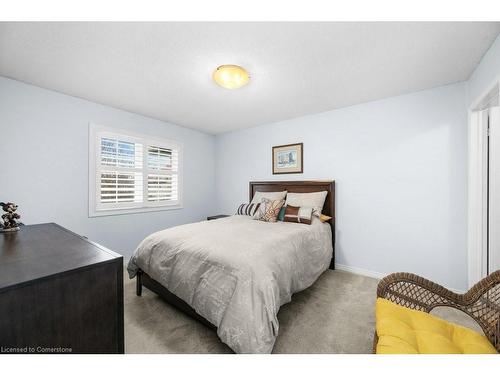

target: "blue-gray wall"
[215,83,469,291]
[0,76,216,258]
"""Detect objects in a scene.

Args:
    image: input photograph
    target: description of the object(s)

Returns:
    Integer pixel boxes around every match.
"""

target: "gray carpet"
[124,269,480,353]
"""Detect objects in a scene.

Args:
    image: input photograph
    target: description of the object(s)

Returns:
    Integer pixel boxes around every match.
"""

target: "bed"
[127,180,335,353]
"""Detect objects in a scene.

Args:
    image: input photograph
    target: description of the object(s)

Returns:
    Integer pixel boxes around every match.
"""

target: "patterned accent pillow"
[254,198,285,222]
[236,203,260,216]
[283,205,313,225]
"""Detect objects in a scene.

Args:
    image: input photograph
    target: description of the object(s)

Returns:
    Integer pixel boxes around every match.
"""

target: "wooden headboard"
[249,180,336,269]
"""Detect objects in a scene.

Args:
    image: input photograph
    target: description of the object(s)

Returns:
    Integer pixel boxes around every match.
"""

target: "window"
[89,124,182,216]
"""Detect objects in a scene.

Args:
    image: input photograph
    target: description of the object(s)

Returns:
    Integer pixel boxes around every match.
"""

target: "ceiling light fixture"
[213,65,250,89]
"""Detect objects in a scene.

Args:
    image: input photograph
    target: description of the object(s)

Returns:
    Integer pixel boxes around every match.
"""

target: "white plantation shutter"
[89,124,182,216]
[100,171,143,204]
[146,145,179,202]
[148,174,178,202]
[99,138,144,206]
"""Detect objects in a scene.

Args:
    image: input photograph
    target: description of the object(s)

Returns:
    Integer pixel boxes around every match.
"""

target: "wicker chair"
[374,270,500,353]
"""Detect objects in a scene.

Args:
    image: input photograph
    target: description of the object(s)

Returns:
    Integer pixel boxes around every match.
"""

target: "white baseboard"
[334,263,386,279]
[334,263,465,294]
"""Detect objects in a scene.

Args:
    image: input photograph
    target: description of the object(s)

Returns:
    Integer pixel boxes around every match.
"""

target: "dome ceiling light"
[212,64,250,89]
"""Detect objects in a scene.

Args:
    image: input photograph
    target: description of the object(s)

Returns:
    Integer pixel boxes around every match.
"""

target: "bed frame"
[135,180,336,330]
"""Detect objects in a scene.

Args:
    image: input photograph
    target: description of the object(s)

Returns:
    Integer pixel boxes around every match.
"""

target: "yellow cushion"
[375,298,497,354]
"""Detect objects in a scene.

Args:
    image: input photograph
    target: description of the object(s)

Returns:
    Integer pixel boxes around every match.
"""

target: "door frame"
[468,77,500,287]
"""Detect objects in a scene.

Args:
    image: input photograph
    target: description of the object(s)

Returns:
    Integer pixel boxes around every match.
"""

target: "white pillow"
[285,191,328,217]
[250,190,287,205]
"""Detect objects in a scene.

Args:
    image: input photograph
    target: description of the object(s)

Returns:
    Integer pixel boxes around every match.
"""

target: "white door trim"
[467,78,500,287]
[488,107,500,273]
[467,109,489,287]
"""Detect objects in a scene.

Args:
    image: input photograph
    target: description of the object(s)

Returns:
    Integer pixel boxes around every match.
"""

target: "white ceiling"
[0,22,499,134]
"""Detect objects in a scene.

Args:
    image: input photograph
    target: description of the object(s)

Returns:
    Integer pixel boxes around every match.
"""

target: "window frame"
[88,123,183,217]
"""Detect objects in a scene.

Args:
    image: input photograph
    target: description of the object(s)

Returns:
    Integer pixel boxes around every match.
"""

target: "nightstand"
[207,215,230,221]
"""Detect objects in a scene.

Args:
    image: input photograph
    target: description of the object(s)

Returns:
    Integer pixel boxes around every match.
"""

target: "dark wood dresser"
[0,223,124,354]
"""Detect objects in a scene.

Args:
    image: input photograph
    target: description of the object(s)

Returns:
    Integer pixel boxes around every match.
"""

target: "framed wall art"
[272,142,303,174]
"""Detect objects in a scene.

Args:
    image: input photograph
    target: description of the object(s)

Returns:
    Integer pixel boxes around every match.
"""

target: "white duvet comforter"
[127,215,332,353]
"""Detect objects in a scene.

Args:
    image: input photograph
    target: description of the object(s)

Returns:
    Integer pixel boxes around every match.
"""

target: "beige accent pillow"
[285,191,328,217]
[250,190,287,205]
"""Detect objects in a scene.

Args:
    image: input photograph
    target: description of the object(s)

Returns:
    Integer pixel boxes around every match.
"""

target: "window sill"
[89,204,183,218]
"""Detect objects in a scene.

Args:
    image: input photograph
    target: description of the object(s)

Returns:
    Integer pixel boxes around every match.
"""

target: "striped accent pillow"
[236,203,260,216]
[283,205,313,225]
